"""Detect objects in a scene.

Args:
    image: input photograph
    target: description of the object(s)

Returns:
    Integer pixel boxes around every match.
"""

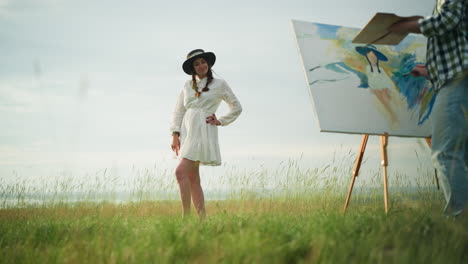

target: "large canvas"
[291,19,435,137]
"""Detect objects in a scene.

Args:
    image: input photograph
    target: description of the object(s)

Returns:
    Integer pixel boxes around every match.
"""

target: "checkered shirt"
[418,0,468,90]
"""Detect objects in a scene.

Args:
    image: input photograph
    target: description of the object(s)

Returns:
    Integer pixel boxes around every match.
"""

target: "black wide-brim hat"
[355,45,388,61]
[182,49,216,75]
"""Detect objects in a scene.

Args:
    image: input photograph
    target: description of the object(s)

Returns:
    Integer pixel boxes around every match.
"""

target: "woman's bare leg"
[188,163,206,218]
[175,158,197,217]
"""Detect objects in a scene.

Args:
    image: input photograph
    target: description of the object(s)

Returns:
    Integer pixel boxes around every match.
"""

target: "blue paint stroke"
[310,62,369,88]
[391,53,436,125]
[315,23,340,40]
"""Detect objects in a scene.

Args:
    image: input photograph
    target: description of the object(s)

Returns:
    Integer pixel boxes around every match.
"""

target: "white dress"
[170,77,242,166]
[365,65,396,90]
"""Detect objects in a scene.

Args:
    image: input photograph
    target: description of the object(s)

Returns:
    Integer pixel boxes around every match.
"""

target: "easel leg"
[381,134,389,214]
[343,134,369,214]
[425,137,440,190]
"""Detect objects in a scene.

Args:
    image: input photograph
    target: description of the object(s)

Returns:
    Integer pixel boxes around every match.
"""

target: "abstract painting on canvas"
[292,19,435,137]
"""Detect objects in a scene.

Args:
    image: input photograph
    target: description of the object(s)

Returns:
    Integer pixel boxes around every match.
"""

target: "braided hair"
[191,68,214,98]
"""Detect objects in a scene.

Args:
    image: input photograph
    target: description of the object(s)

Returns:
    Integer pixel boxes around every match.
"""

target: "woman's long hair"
[191,67,214,98]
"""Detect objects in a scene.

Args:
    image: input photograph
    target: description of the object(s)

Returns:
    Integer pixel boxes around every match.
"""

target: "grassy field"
[1,156,466,263]
[1,195,468,264]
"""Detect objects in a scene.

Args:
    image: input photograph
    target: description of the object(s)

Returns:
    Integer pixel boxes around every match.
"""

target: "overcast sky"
[0,0,436,184]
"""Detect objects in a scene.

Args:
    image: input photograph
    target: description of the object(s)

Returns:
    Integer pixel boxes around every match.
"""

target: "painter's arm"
[419,0,465,37]
[390,0,466,35]
[389,17,423,34]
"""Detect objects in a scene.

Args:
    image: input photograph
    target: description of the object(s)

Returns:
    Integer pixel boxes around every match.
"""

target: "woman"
[170,49,242,218]
[356,45,399,125]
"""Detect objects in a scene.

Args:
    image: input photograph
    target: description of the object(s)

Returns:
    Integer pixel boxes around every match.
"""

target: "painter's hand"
[410,64,430,80]
[171,135,180,156]
[389,17,423,34]
[206,114,221,126]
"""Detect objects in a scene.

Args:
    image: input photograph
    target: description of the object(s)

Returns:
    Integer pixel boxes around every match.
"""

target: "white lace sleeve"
[169,89,186,133]
[218,80,242,126]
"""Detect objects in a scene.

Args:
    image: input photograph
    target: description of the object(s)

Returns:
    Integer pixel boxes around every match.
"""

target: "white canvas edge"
[290,19,323,131]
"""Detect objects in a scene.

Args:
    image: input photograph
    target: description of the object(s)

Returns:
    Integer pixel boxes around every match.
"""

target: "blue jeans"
[431,74,468,214]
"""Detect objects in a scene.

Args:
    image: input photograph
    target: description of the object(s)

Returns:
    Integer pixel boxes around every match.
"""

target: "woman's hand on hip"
[206,114,221,126]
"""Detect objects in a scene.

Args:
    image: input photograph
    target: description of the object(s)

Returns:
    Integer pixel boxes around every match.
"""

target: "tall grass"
[1,155,465,263]
[0,153,438,208]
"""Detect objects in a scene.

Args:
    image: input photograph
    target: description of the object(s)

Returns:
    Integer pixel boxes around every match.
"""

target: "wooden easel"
[343,134,439,214]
